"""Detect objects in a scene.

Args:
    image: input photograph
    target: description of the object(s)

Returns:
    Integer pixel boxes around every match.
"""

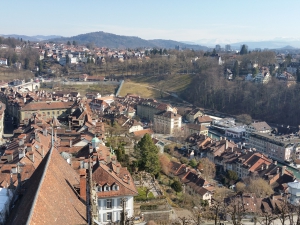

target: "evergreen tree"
[67,41,71,45]
[11,53,18,64]
[37,60,43,73]
[66,55,70,64]
[171,180,182,193]
[72,40,76,46]
[252,67,258,76]
[159,49,162,55]
[87,57,91,64]
[7,57,11,66]
[211,48,216,56]
[137,134,160,175]
[240,44,248,55]
[297,68,300,82]
[24,58,29,69]
[233,60,239,78]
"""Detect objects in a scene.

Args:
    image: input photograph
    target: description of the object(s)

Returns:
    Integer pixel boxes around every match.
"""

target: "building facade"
[249,132,299,162]
[153,111,182,134]
[137,100,176,122]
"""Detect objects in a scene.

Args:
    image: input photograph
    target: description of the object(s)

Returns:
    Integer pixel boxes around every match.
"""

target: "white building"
[225,126,245,138]
[91,138,138,224]
[128,121,143,133]
[288,181,300,205]
[245,121,271,142]
[153,111,182,134]
[0,58,7,66]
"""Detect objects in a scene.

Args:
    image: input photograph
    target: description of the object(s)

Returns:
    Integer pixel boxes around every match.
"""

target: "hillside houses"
[167,161,214,203]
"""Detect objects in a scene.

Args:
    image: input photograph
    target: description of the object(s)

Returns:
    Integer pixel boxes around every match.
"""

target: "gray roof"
[251,121,271,131]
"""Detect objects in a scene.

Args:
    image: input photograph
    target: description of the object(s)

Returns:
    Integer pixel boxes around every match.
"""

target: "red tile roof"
[21,101,74,111]
[7,148,86,225]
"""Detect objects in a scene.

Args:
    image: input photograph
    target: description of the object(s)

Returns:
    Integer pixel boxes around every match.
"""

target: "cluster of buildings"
[40,42,148,66]
[0,82,143,224]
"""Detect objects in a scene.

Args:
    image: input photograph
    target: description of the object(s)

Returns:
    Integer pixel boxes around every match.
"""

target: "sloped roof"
[21,101,73,111]
[250,121,271,131]
[7,147,86,225]
[92,162,138,198]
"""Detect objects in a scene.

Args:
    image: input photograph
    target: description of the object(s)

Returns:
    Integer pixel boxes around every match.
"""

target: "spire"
[51,122,54,148]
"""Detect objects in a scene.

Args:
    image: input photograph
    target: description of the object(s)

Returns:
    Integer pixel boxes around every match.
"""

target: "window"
[107,212,112,221]
[113,184,119,191]
[97,185,102,192]
[104,185,110,191]
[106,199,112,209]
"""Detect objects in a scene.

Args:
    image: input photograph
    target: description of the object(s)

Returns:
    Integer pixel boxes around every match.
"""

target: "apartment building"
[137,99,176,121]
[20,101,74,121]
[245,121,271,142]
[153,111,182,134]
[249,132,300,162]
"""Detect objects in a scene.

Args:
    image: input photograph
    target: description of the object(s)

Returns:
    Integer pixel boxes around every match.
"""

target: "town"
[1,33,300,225]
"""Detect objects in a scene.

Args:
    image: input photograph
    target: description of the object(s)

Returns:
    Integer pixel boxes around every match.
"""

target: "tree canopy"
[137,134,160,175]
[198,158,216,179]
[240,44,248,55]
[171,180,183,193]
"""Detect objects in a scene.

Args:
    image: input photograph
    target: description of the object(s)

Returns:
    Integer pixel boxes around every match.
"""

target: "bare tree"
[226,194,246,225]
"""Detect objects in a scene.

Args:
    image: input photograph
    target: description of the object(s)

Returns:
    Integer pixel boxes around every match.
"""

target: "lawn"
[118,74,193,98]
[135,187,155,200]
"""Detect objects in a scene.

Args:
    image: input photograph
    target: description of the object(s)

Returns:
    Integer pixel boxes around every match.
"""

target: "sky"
[2,0,300,43]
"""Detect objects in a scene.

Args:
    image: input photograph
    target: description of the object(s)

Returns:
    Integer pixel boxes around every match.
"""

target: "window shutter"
[112,199,115,208]
[98,199,101,208]
[117,198,121,208]
[103,213,107,222]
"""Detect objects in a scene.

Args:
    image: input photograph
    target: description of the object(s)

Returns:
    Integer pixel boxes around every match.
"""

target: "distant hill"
[0,34,61,41]
[148,39,208,50]
[280,45,296,50]
[49,31,208,50]
[230,41,300,50]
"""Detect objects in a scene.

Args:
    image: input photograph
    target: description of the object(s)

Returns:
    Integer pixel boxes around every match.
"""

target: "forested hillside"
[182,57,300,126]
[49,31,208,49]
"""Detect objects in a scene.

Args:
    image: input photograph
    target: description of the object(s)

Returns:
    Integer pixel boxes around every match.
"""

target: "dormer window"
[104,185,110,191]
[112,184,119,191]
[97,185,102,192]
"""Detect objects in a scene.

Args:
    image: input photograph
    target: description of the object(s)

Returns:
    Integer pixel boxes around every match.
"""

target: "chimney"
[69,139,72,147]
[19,148,25,159]
[28,152,34,162]
[7,153,13,162]
[79,169,87,201]
[106,154,111,163]
[274,161,277,165]
[276,167,280,174]
[225,140,228,149]
[111,156,116,164]
[42,126,47,136]
[266,164,269,169]
[231,147,234,152]
[281,166,286,176]
[116,164,120,174]
[19,139,24,146]
[27,144,32,152]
